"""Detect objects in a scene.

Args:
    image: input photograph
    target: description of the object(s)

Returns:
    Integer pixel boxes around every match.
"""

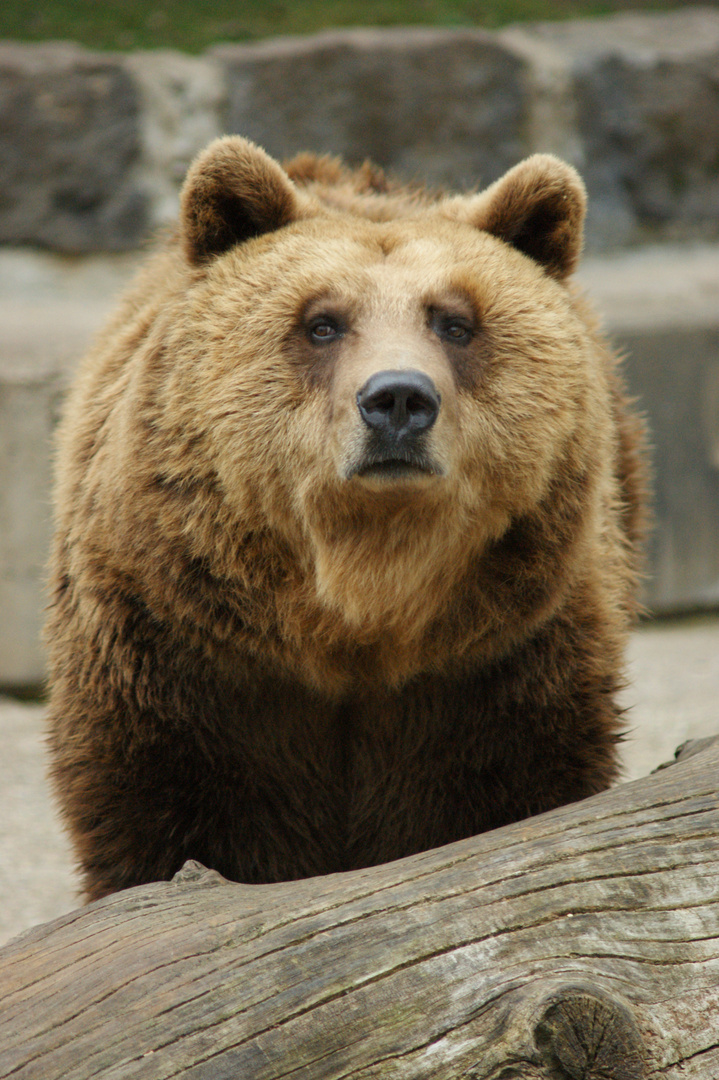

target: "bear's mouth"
[348,450,444,482]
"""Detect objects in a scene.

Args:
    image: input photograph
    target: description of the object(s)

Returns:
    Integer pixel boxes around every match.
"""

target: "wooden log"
[1,737,718,1080]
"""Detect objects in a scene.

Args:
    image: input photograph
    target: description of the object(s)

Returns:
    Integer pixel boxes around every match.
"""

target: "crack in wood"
[656,1043,719,1074]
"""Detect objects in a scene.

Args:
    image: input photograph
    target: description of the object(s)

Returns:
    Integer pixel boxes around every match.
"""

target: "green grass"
[0,0,701,53]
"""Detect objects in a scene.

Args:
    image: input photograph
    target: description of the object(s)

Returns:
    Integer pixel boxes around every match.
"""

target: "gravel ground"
[1,614,717,947]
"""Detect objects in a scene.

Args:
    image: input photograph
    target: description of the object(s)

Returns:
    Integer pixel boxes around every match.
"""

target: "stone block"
[579,244,719,611]
[2,14,719,255]
[124,51,224,229]
[214,28,532,189]
[0,42,148,252]
[506,10,719,250]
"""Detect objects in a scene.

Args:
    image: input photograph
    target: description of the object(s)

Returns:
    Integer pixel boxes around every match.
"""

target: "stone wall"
[2,8,719,254]
[1,9,719,688]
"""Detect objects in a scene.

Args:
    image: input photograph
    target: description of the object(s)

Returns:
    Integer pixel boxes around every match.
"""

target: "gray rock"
[214,27,532,189]
[0,42,148,252]
[508,9,719,250]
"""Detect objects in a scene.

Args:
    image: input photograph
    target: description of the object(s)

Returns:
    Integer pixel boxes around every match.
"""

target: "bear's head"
[139,137,610,675]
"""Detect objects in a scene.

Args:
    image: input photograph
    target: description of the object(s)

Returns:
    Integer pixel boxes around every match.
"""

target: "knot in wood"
[171,859,229,886]
[533,985,647,1080]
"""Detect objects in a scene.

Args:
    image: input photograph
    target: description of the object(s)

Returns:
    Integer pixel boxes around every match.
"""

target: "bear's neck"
[169,484,599,697]
[262,503,554,695]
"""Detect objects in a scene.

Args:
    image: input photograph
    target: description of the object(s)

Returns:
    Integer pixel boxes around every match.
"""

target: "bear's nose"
[356,370,440,437]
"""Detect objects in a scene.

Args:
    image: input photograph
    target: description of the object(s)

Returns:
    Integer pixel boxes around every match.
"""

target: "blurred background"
[0,1,717,942]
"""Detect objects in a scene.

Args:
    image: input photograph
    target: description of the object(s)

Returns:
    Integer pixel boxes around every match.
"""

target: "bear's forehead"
[297,213,489,264]
[223,214,538,312]
[242,213,489,267]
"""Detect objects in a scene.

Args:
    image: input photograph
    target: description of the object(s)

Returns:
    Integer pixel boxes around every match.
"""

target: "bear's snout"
[356,370,440,438]
[349,369,443,481]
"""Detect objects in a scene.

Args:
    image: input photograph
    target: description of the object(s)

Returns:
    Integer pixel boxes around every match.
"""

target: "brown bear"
[45,136,647,902]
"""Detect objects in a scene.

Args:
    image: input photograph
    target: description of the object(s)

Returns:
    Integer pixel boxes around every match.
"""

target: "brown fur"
[45,136,648,901]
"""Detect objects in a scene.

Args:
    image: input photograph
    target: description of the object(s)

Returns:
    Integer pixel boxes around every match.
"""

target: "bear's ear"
[451,155,586,280]
[180,136,301,264]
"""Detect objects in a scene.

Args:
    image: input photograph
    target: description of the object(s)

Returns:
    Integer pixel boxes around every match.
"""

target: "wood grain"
[1,737,718,1080]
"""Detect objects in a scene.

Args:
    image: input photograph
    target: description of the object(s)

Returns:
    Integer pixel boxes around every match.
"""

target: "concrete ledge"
[0,250,139,687]
[578,245,719,612]
[1,243,718,687]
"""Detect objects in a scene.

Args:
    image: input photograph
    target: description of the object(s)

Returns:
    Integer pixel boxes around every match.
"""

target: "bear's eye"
[431,311,475,345]
[308,317,343,344]
[445,322,469,340]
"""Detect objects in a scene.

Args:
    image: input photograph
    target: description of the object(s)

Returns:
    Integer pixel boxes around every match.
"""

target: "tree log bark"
[2,738,718,1080]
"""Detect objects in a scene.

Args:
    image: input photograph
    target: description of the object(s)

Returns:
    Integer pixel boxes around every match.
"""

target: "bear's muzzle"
[351,369,444,481]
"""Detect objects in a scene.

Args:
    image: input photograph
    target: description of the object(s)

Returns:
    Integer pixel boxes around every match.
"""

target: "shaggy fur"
[45,136,648,901]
